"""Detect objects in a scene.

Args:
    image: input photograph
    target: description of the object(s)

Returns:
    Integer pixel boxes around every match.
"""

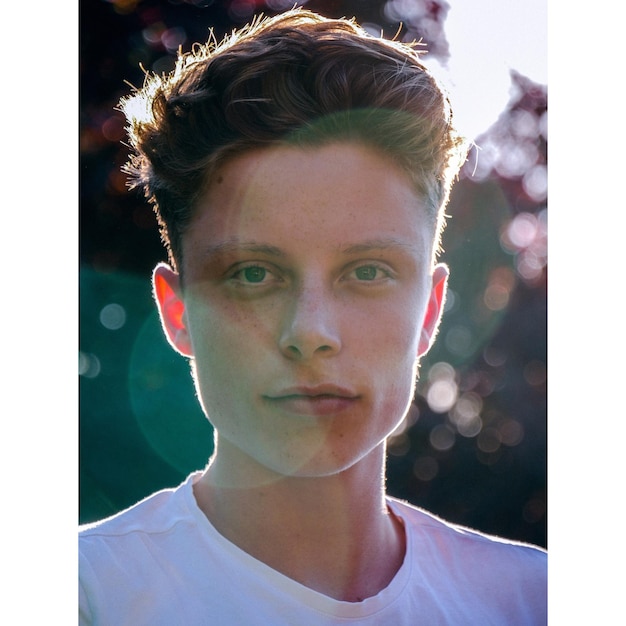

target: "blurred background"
[79,0,547,548]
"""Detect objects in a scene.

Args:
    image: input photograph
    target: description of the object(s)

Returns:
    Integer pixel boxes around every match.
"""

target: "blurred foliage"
[80,0,546,548]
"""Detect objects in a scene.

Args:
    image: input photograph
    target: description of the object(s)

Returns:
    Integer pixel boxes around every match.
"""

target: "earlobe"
[152,262,194,357]
[417,264,449,358]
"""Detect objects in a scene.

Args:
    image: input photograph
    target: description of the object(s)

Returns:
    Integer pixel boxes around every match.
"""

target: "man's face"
[155,143,447,479]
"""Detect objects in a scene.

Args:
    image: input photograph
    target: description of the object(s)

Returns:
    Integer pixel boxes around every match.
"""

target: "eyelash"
[227,261,394,286]
[347,263,392,282]
[229,264,279,285]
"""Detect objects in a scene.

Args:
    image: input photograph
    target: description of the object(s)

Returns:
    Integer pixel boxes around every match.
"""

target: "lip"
[264,385,359,417]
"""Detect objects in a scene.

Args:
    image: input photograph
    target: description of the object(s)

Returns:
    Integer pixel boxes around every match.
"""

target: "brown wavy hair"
[120,9,468,271]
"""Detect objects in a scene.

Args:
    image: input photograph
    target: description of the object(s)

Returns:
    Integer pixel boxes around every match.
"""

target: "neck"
[193,440,406,602]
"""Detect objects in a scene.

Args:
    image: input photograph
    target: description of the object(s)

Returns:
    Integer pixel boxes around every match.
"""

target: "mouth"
[263,386,359,417]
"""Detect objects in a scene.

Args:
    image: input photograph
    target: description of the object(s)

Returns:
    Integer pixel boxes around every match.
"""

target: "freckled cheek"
[357,303,422,360]
[185,301,281,379]
[186,290,278,337]
[350,324,420,412]
[186,314,266,420]
[374,320,421,405]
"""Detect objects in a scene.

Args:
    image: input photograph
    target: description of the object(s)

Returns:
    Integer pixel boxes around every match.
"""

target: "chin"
[272,440,386,480]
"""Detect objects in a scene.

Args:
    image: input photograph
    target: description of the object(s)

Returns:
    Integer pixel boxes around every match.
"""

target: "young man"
[79,9,547,624]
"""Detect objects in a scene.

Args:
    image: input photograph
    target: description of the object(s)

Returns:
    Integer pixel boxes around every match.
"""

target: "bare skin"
[193,442,406,602]
[154,143,447,601]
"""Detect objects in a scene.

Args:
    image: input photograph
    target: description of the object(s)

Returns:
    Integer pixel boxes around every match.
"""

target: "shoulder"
[389,496,546,549]
[79,474,202,571]
[80,485,184,539]
[388,496,546,580]
[388,497,546,623]
[79,475,205,623]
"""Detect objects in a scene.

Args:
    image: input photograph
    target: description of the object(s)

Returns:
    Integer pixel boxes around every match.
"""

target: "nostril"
[317,345,333,352]
[286,345,301,356]
[281,342,335,360]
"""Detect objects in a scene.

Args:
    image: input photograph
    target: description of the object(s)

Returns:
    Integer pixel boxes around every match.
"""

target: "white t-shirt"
[79,473,547,625]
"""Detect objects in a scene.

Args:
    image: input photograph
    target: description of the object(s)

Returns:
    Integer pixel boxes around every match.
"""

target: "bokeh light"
[99,303,127,330]
[425,362,458,413]
[413,455,439,482]
[79,352,101,379]
[429,424,456,452]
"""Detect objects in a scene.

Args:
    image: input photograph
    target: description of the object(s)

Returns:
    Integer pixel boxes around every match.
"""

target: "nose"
[278,284,342,360]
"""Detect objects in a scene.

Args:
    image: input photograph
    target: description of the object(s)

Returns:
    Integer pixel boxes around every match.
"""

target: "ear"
[152,262,194,358]
[417,264,449,358]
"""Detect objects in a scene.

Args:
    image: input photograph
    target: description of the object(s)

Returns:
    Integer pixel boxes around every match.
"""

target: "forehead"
[184,143,434,265]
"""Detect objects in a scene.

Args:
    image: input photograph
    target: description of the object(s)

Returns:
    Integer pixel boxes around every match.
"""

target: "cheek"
[193,290,282,337]
[186,294,272,355]
[357,310,419,378]
[358,299,422,361]
[184,301,278,403]
[357,304,422,405]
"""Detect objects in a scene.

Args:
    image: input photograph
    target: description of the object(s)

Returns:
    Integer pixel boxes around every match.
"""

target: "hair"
[120,9,468,272]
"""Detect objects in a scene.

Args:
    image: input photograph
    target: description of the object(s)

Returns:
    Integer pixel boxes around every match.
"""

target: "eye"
[229,263,281,287]
[354,265,380,281]
[349,264,392,282]
[240,266,267,283]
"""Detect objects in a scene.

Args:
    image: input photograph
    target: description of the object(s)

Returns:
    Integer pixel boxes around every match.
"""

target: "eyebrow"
[340,238,417,255]
[204,237,416,259]
[204,240,286,259]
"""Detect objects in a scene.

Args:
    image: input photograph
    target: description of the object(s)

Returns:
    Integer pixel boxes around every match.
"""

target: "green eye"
[242,266,267,283]
[354,265,379,281]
